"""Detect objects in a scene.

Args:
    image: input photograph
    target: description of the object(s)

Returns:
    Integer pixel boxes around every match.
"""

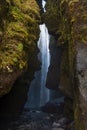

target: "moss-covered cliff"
[43,0,87,129]
[0,0,40,96]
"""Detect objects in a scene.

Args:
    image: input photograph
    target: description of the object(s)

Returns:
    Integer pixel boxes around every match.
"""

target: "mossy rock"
[44,0,87,130]
[0,0,40,96]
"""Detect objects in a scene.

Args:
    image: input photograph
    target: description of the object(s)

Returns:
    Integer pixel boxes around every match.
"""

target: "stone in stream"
[41,97,64,114]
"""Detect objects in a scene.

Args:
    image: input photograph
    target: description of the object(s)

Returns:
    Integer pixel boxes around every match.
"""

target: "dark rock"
[41,101,64,114]
[36,0,44,14]
[46,36,63,90]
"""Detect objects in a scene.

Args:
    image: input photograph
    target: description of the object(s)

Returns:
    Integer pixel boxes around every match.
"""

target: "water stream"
[39,24,50,106]
[39,0,50,106]
[24,21,50,109]
[0,1,68,130]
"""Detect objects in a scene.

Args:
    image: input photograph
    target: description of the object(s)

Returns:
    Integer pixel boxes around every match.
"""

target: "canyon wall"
[43,0,87,129]
[0,0,40,96]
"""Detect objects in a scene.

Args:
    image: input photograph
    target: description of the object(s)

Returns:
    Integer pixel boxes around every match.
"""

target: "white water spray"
[38,24,50,106]
[24,0,50,109]
[42,0,46,12]
[38,0,50,106]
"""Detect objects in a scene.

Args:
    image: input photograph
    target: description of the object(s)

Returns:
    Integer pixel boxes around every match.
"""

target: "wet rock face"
[36,0,44,14]
[46,36,62,90]
[0,0,40,96]
[43,0,87,129]
[42,0,60,35]
[75,43,87,130]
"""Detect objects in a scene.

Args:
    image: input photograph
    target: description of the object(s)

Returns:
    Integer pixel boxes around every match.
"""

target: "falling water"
[42,0,46,12]
[38,0,50,106]
[39,24,50,106]
[24,0,50,109]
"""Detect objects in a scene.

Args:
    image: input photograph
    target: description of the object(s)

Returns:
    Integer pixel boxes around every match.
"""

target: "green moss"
[9,6,24,21]
[42,0,60,34]
[17,43,23,52]
[0,0,40,72]
[43,0,87,129]
[0,0,40,96]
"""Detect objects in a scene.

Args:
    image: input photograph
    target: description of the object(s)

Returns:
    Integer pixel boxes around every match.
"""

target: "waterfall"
[38,24,50,106]
[24,0,50,109]
[42,0,46,12]
[38,0,50,106]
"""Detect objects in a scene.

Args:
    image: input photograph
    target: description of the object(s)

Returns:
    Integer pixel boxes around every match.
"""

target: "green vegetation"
[43,0,87,129]
[0,0,40,96]
[0,0,40,72]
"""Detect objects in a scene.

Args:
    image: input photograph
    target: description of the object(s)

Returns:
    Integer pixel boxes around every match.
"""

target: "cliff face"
[0,0,40,96]
[43,0,87,129]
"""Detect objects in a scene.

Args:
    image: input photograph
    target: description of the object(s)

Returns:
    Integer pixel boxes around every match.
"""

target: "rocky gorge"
[43,0,87,129]
[0,0,87,130]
